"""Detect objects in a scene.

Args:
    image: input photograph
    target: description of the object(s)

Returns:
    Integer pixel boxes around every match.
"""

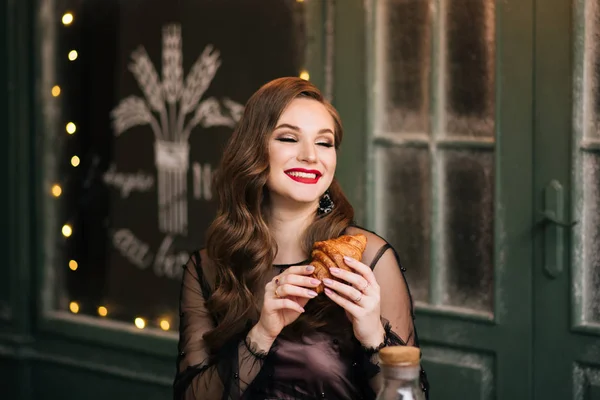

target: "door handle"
[539,211,578,227]
[539,180,577,279]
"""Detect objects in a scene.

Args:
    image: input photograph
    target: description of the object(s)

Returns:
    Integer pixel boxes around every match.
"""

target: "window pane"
[445,0,495,137]
[375,146,431,303]
[441,150,494,313]
[44,0,312,330]
[581,152,600,323]
[376,0,433,134]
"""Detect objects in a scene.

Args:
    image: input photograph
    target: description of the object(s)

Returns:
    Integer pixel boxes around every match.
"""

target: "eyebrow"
[274,123,334,135]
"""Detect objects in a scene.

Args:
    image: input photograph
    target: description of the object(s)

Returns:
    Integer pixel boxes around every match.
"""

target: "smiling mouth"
[285,170,321,184]
[287,171,318,179]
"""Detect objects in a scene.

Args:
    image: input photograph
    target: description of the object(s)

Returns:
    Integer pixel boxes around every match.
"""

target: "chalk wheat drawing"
[111,24,243,235]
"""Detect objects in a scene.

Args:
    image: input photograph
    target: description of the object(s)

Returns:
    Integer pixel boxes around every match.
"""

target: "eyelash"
[276,137,334,148]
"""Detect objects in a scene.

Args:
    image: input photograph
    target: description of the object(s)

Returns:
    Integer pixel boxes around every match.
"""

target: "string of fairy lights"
[50,4,310,334]
[50,10,171,332]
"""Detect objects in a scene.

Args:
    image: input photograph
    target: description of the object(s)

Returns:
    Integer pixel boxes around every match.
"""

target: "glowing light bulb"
[62,13,74,25]
[69,301,79,313]
[62,224,72,237]
[299,70,310,81]
[66,122,76,134]
[69,260,78,271]
[51,184,62,197]
[68,50,78,61]
[134,317,146,329]
[98,306,108,317]
[51,85,61,97]
[160,320,170,331]
[71,156,80,167]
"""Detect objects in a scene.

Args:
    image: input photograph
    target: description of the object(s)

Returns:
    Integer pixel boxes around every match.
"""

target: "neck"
[268,200,317,265]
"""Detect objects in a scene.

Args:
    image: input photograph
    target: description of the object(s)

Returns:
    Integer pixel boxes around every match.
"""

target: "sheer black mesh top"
[173,225,429,399]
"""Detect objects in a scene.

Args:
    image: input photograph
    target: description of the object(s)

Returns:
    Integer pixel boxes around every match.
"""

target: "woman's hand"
[254,265,321,341]
[323,256,385,348]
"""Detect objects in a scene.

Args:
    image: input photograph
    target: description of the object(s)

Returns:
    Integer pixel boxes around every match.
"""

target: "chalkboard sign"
[59,0,309,329]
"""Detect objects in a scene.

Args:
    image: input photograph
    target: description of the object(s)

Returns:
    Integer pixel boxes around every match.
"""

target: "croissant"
[309,234,367,293]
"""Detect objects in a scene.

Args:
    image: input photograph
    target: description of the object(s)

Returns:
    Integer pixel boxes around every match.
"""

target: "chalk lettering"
[111,228,185,280]
[103,164,154,198]
[112,228,153,268]
[154,235,186,280]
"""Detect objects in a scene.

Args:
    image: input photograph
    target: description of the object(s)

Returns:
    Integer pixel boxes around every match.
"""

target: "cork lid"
[378,346,421,366]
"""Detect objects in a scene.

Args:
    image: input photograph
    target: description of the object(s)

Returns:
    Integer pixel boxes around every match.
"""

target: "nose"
[298,142,317,163]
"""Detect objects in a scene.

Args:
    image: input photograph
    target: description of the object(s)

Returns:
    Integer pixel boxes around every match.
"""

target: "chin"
[271,188,323,206]
[268,177,332,205]
[292,194,321,204]
[279,189,320,204]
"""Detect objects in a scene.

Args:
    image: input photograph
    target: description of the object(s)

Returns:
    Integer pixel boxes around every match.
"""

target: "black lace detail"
[362,340,388,358]
[361,317,405,357]
[243,335,269,360]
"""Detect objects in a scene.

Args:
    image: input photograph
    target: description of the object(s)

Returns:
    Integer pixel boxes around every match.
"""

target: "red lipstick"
[284,168,322,185]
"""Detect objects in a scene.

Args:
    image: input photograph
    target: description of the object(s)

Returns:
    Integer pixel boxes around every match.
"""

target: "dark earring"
[318,190,335,215]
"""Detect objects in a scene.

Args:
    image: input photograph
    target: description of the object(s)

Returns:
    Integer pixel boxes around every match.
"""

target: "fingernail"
[343,256,354,263]
[330,267,340,274]
[307,290,318,297]
[323,278,334,286]
[310,278,321,285]
[306,265,315,272]
[324,288,333,295]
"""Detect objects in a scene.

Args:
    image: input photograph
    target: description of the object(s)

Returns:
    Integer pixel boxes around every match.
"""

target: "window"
[369,0,496,315]
[574,0,600,327]
[41,0,325,332]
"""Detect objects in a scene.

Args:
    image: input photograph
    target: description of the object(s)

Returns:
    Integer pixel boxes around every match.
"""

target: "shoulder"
[186,249,217,292]
[343,225,394,269]
[344,225,388,246]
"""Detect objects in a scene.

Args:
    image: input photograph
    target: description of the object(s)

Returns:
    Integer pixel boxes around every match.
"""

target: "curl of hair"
[203,77,354,352]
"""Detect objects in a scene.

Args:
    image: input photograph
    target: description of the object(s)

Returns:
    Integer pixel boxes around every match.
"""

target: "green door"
[338,0,535,398]
[534,0,600,398]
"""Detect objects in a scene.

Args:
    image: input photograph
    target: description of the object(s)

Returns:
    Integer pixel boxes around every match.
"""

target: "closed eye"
[317,142,334,148]
[275,137,333,147]
[276,137,297,143]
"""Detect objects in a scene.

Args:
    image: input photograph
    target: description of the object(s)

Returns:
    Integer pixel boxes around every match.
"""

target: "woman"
[174,77,429,399]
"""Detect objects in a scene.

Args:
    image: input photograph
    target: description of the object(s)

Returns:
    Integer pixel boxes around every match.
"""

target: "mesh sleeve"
[173,253,269,399]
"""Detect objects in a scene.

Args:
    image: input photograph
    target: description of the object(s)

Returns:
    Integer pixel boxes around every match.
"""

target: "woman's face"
[266,97,337,207]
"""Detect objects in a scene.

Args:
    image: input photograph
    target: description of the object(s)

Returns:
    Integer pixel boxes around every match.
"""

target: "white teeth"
[287,171,317,179]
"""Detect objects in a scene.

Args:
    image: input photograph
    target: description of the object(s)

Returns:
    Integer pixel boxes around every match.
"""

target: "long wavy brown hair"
[203,77,355,352]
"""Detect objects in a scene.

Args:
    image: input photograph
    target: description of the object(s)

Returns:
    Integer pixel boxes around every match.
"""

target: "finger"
[272,298,305,314]
[278,273,321,288]
[277,283,319,299]
[265,280,275,293]
[322,278,364,304]
[281,264,316,276]
[328,267,369,292]
[342,256,378,286]
[324,287,362,315]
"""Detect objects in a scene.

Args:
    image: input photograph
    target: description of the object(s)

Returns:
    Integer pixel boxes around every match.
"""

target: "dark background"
[60,0,306,327]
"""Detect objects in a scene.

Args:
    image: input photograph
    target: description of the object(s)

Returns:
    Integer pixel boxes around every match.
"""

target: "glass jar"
[375,346,425,400]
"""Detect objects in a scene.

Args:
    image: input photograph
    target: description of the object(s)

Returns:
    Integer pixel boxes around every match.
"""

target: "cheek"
[268,144,294,173]
[323,151,337,172]
[268,145,284,167]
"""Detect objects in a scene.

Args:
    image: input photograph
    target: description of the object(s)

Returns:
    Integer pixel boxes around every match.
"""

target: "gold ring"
[275,287,281,298]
